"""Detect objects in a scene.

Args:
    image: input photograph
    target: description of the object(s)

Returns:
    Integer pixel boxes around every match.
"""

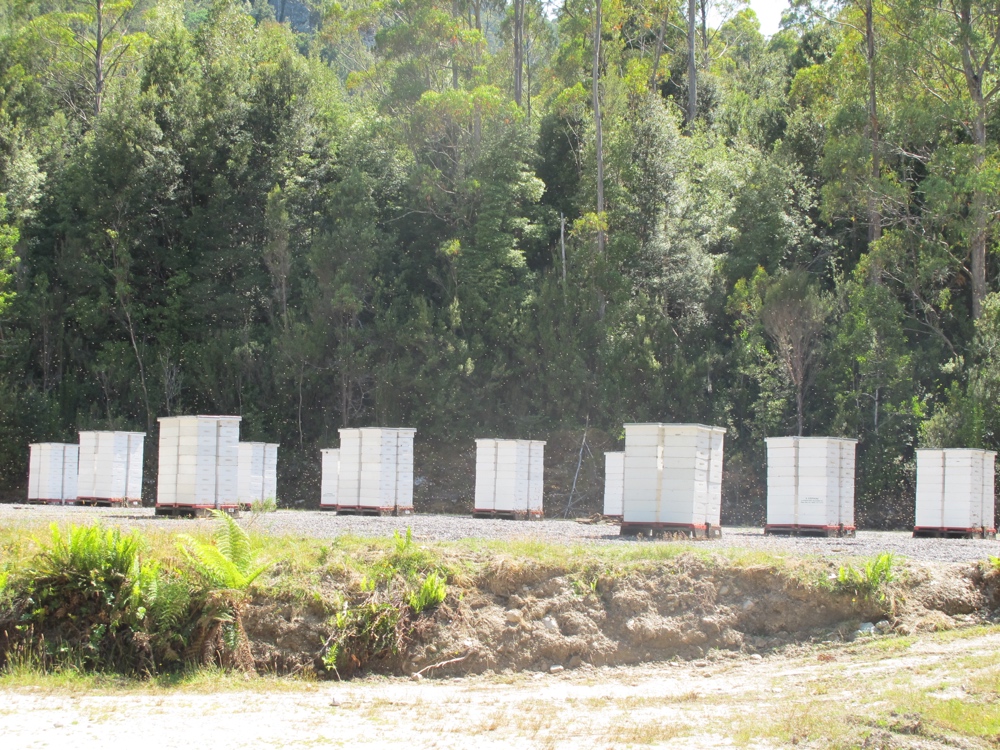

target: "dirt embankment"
[245,556,999,679]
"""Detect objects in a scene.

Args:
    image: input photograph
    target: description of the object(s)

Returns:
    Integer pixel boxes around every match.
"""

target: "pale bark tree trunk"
[593,0,605,257]
[865,0,881,243]
[958,0,990,319]
[94,0,104,119]
[650,7,669,92]
[513,0,524,106]
[687,0,697,126]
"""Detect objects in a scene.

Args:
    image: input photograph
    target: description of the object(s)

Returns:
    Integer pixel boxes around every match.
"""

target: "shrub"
[325,600,405,676]
[177,512,271,671]
[3,524,159,672]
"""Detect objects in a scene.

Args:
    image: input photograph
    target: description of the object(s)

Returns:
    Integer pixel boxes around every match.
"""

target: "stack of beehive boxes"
[77,431,145,506]
[621,424,725,537]
[914,449,996,538]
[764,437,856,536]
[319,448,340,509]
[156,416,241,512]
[473,439,545,519]
[237,442,279,507]
[603,451,624,518]
[27,443,79,505]
[336,427,416,515]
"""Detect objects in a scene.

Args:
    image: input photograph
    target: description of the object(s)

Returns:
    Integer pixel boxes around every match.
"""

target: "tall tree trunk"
[94,0,104,119]
[797,384,805,437]
[699,0,708,61]
[687,0,697,127]
[525,2,532,122]
[971,114,987,319]
[650,7,669,92]
[865,0,881,243]
[593,0,605,257]
[513,0,524,106]
[452,0,460,89]
[959,0,988,318]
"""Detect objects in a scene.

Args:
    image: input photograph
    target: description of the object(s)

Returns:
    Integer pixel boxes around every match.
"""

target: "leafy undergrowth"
[0,519,985,685]
[0,513,271,676]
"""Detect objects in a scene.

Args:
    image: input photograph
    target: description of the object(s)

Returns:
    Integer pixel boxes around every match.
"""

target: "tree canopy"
[2,0,1000,525]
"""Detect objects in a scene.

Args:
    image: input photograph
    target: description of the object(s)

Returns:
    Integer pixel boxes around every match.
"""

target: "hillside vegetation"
[1,0,1000,524]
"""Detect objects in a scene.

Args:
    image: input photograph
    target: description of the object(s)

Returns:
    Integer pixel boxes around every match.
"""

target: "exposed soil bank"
[245,556,1000,678]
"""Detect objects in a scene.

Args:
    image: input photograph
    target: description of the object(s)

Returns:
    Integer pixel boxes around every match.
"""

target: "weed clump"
[322,528,449,677]
[833,552,896,609]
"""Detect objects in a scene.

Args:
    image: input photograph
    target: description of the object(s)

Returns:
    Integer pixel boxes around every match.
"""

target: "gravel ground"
[2,503,998,564]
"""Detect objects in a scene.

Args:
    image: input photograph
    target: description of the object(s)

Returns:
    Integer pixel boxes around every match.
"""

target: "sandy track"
[2,629,997,749]
[1,503,997,563]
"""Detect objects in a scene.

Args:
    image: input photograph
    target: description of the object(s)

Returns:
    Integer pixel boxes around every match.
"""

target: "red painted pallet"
[764,524,856,538]
[912,526,996,540]
[619,522,722,539]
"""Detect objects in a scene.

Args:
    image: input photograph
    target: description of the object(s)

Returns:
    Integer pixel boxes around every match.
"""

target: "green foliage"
[408,571,447,614]
[0,0,998,528]
[834,552,896,606]
[177,512,270,591]
[3,524,159,671]
[325,600,404,676]
[250,497,278,514]
[0,195,18,315]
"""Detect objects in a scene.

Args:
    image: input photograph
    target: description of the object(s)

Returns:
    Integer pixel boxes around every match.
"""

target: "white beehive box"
[238,442,279,505]
[915,449,996,535]
[27,443,79,504]
[77,431,145,503]
[622,424,726,534]
[765,437,857,533]
[320,448,340,508]
[474,439,545,517]
[603,451,624,517]
[156,416,241,508]
[337,427,416,513]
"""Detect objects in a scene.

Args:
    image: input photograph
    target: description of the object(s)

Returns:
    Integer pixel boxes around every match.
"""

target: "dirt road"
[2,626,997,749]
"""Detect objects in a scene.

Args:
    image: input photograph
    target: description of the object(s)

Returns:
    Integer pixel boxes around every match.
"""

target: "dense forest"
[0,0,998,524]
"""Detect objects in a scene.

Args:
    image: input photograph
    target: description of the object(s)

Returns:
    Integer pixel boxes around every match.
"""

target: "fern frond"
[211,511,253,573]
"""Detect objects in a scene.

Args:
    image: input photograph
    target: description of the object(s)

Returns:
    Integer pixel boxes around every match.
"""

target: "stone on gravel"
[549,665,564,674]
[855,622,877,637]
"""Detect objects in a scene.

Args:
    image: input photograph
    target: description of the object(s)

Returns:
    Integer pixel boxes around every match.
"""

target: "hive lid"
[623,422,727,434]
[79,430,147,436]
[158,415,242,422]
[765,436,858,444]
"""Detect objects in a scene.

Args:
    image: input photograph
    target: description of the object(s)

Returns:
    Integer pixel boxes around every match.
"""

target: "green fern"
[178,511,269,591]
[408,571,447,614]
[835,552,896,604]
